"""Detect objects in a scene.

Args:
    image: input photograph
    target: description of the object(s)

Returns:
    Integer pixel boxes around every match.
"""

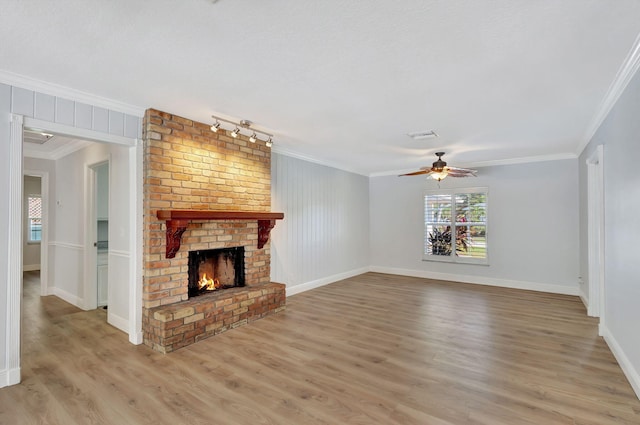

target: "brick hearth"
[146,283,285,353]
[142,109,285,352]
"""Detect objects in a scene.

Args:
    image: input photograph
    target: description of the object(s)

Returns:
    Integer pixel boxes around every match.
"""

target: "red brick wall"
[142,109,274,344]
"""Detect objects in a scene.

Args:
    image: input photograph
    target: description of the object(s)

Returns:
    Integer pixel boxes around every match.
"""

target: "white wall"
[579,67,640,398]
[370,159,580,294]
[51,142,131,330]
[51,143,110,304]
[22,176,42,270]
[105,144,133,330]
[270,153,370,295]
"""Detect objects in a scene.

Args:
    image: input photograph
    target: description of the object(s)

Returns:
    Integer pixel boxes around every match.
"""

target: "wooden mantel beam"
[156,210,284,258]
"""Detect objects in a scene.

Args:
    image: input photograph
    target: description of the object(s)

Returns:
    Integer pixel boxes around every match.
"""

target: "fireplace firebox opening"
[188,247,245,298]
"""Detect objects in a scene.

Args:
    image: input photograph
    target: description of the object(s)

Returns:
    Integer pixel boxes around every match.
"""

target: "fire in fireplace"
[188,247,245,297]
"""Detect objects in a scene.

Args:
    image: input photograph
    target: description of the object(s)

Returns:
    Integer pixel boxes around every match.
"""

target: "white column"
[6,114,23,386]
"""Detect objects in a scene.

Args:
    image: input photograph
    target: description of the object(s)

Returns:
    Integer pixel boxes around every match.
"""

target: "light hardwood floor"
[1,271,639,424]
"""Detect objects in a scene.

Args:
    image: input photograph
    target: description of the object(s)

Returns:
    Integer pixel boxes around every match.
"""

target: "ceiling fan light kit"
[399,152,477,181]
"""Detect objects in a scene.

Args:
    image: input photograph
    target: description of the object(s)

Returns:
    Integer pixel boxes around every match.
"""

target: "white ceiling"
[3,0,640,175]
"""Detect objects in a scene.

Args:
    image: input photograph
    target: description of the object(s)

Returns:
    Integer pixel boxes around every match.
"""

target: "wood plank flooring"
[1,271,639,424]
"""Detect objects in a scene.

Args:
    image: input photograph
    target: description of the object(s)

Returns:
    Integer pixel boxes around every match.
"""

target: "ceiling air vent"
[24,130,54,145]
[407,130,438,140]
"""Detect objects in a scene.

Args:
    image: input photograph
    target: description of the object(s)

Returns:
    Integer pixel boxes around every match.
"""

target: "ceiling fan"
[399,152,477,181]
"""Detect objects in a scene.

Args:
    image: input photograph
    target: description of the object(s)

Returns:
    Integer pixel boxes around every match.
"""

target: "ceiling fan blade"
[446,170,477,177]
[446,166,477,173]
[399,169,432,177]
[447,173,476,178]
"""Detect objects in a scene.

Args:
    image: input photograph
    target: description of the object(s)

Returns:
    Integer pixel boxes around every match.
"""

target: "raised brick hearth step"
[145,282,285,353]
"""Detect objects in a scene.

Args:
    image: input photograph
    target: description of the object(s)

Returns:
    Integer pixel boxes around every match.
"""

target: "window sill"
[422,255,488,265]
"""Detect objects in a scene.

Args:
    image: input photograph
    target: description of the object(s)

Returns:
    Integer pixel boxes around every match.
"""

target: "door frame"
[586,145,605,327]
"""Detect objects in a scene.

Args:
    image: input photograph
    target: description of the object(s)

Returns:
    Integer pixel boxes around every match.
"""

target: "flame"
[198,273,221,291]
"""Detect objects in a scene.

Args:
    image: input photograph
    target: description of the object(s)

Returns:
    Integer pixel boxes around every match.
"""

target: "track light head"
[210,121,220,132]
[249,133,257,143]
[231,127,240,138]
[265,137,273,148]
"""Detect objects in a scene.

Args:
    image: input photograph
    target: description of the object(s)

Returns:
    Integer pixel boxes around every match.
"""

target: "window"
[27,195,42,243]
[424,188,487,264]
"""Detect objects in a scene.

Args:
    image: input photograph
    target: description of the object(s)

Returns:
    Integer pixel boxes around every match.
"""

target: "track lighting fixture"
[210,115,274,147]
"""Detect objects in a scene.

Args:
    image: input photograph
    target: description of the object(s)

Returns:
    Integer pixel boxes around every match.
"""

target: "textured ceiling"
[2,0,640,175]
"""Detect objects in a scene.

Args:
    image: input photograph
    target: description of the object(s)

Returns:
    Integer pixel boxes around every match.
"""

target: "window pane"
[455,192,487,223]
[425,195,451,223]
[27,196,42,242]
[456,225,486,259]
[426,225,452,256]
[30,221,42,241]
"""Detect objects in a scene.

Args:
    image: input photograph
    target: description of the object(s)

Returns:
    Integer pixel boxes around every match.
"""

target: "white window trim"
[423,186,489,265]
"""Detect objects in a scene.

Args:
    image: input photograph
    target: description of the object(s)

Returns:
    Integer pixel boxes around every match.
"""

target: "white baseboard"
[579,289,589,311]
[600,324,640,400]
[108,312,129,335]
[369,266,580,296]
[129,331,144,345]
[286,266,371,297]
[0,367,21,388]
[7,367,20,386]
[53,287,83,308]
[22,264,41,272]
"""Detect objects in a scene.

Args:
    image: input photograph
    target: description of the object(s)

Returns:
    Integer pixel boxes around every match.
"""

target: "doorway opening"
[92,161,109,310]
[7,114,142,387]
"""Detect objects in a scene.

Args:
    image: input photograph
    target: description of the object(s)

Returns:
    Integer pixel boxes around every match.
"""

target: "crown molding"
[460,152,578,169]
[271,145,369,176]
[577,31,640,156]
[0,70,146,117]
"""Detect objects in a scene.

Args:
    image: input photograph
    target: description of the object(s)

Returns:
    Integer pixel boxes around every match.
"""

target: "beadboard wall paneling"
[10,86,141,139]
[270,154,370,293]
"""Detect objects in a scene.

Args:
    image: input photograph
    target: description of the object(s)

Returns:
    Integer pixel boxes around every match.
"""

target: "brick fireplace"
[142,109,285,353]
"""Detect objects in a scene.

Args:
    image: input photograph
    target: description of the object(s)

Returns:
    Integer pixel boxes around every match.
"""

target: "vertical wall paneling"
[11,87,34,117]
[108,111,124,136]
[271,154,370,294]
[75,102,93,129]
[34,92,55,122]
[92,107,109,133]
[124,114,140,139]
[55,97,75,126]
